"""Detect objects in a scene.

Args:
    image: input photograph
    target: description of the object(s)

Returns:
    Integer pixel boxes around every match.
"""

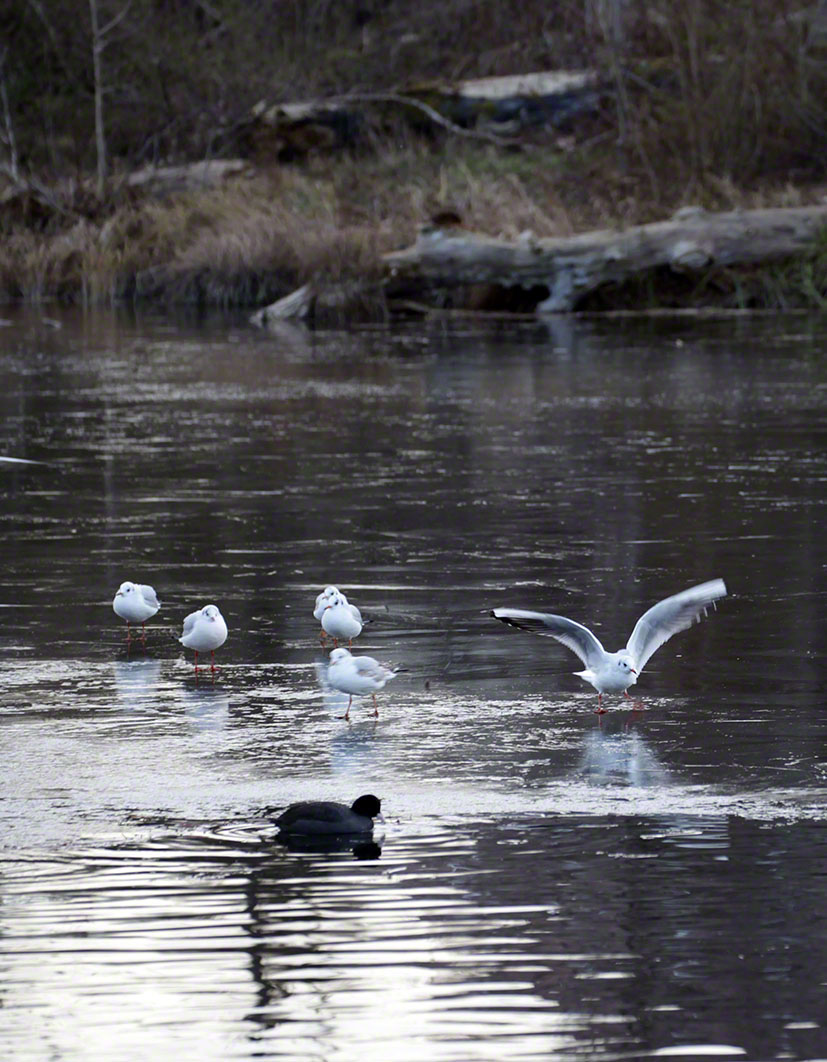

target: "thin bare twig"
[99,0,133,42]
[23,0,83,88]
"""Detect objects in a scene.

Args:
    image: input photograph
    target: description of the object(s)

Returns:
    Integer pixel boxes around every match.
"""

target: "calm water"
[0,308,825,1061]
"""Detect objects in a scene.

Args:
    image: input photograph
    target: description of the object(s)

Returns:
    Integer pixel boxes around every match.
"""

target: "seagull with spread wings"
[490,579,727,713]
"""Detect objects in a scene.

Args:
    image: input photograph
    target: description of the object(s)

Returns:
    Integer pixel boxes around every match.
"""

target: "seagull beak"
[116,591,123,597]
[630,667,637,674]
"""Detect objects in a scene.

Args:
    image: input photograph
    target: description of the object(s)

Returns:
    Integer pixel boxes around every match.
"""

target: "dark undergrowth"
[2,1,827,310]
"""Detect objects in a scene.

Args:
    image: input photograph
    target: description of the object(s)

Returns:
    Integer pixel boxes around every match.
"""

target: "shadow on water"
[0,308,825,1060]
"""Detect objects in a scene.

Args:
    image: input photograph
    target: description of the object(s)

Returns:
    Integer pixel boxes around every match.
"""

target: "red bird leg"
[126,621,132,643]
[373,693,378,718]
[194,650,199,672]
[141,621,147,643]
[338,695,352,721]
[210,650,216,673]
[594,692,607,716]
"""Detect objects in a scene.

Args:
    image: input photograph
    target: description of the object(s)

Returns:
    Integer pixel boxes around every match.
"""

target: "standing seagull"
[314,586,338,623]
[179,604,228,673]
[321,590,363,647]
[315,586,364,644]
[326,647,400,720]
[112,581,161,643]
[490,579,727,713]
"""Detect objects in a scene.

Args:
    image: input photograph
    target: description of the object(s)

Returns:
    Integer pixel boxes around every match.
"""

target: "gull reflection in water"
[314,658,351,717]
[113,658,162,710]
[179,684,230,733]
[577,724,669,787]
[314,657,380,775]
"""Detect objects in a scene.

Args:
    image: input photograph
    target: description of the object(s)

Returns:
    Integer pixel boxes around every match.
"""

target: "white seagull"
[314,585,339,623]
[321,590,363,647]
[490,579,727,713]
[326,647,400,720]
[179,604,228,672]
[112,581,161,642]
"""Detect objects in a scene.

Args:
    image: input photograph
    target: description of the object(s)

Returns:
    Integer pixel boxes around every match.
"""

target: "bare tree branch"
[23,0,83,88]
[339,91,528,148]
[99,0,133,43]
[0,45,20,181]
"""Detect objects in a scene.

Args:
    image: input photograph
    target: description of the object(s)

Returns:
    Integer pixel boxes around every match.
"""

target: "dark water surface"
[1,309,825,1061]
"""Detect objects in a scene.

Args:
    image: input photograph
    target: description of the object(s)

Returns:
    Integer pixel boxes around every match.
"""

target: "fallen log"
[250,283,314,323]
[250,204,827,323]
[384,205,827,312]
[250,279,387,327]
[404,69,600,136]
[125,159,251,196]
[241,69,600,161]
[242,100,363,161]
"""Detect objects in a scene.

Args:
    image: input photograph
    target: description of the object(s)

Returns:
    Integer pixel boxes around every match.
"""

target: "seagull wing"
[181,610,200,637]
[139,584,160,609]
[490,609,606,668]
[352,656,387,680]
[626,579,727,672]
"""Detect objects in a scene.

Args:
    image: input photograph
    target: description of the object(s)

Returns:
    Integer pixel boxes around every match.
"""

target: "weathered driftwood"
[250,283,315,323]
[250,204,827,322]
[0,161,251,230]
[243,69,599,160]
[126,159,251,195]
[243,99,364,160]
[384,205,827,312]
[405,70,600,135]
[250,280,387,327]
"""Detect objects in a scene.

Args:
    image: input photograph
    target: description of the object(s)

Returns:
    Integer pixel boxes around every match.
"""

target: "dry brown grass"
[0,145,590,305]
[0,171,387,305]
[4,0,827,308]
[2,131,827,308]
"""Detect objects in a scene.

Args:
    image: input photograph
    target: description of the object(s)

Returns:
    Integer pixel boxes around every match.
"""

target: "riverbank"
[3,138,827,318]
[5,0,827,318]
[4,0,827,316]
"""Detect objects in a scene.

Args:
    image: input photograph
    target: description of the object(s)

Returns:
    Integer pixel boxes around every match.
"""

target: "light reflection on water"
[1,817,825,1062]
[0,309,825,1061]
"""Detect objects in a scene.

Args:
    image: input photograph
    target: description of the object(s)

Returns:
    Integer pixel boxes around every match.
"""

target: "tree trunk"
[89,0,106,199]
[0,47,20,181]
